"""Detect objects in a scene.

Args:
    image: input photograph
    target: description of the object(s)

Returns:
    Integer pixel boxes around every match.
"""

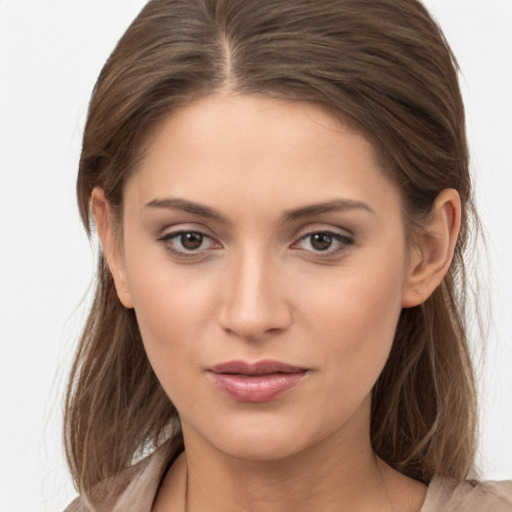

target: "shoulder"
[63,440,178,512]
[422,477,512,512]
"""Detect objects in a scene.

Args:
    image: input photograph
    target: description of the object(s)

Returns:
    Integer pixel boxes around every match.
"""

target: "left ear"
[401,188,461,308]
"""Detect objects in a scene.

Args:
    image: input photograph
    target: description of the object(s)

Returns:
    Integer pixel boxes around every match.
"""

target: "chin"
[181,406,359,464]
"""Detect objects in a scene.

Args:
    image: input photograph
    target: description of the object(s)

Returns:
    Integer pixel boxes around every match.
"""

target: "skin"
[93,94,461,512]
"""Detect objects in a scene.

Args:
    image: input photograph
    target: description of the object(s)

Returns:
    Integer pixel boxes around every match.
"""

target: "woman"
[64,0,512,510]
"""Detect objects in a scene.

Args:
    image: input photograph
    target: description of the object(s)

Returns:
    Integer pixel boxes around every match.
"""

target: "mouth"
[207,360,308,402]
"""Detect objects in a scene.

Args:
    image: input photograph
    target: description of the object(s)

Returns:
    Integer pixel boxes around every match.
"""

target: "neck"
[188,446,384,512]
[153,400,427,512]
[180,411,393,512]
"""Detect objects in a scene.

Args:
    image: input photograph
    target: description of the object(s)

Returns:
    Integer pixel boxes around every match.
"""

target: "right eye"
[157,230,220,258]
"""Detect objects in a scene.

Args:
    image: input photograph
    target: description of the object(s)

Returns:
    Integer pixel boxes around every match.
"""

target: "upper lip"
[208,360,307,375]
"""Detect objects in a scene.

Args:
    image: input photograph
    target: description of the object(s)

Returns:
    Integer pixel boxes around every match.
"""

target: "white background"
[1,1,511,511]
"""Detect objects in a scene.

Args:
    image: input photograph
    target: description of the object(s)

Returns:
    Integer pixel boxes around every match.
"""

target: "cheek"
[298,253,406,393]
[130,270,216,340]
[129,278,213,410]
[123,250,219,387]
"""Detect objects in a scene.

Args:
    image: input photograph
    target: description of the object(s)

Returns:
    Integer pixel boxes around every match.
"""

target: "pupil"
[311,233,332,251]
[181,232,203,250]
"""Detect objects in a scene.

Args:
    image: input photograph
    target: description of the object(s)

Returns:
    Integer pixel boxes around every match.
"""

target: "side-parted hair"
[65,0,478,497]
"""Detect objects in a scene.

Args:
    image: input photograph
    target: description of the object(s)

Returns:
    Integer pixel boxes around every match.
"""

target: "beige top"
[65,445,512,512]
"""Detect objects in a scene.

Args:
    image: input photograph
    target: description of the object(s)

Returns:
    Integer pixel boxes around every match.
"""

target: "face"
[105,94,419,461]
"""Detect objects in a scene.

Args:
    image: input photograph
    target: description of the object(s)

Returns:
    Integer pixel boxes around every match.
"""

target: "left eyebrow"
[282,198,375,222]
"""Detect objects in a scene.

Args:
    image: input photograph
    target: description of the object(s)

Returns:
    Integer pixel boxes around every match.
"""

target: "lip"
[207,360,308,402]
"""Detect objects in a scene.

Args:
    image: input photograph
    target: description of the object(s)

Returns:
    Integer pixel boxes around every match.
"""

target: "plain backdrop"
[1,1,511,511]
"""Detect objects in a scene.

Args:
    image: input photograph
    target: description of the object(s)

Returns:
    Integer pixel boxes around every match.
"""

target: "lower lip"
[208,371,307,402]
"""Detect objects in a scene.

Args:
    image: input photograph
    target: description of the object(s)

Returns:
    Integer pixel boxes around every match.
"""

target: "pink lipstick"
[207,360,307,402]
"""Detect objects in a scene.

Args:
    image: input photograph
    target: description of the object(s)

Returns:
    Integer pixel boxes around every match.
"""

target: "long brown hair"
[65,0,478,497]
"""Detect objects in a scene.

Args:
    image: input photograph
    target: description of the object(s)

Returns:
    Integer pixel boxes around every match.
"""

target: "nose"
[218,249,292,341]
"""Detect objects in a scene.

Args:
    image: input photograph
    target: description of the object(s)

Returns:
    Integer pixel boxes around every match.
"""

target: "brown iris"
[310,232,334,251]
[181,232,204,250]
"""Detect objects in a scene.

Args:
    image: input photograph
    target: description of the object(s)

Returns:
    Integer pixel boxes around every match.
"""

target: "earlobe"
[401,188,461,308]
[91,187,134,309]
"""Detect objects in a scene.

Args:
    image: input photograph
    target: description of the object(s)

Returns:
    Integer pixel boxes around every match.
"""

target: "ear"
[91,187,134,309]
[401,188,461,308]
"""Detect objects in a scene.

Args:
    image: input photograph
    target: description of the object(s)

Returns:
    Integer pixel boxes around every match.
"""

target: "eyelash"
[291,231,354,257]
[157,229,354,259]
[157,230,220,259]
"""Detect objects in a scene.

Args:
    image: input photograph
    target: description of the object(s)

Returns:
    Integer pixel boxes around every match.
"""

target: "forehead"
[126,93,401,222]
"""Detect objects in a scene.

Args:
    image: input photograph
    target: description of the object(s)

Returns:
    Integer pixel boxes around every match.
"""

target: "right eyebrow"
[144,197,228,223]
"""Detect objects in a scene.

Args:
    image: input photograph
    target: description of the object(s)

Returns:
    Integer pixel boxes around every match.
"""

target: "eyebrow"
[145,198,228,222]
[282,198,375,221]
[144,197,374,222]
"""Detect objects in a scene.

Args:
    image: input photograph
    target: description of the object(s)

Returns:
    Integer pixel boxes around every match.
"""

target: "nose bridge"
[219,244,291,340]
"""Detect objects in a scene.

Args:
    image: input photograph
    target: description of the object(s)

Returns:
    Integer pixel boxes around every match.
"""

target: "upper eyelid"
[293,231,354,246]
[159,228,209,238]
[300,231,352,241]
[158,229,217,246]
[155,224,354,247]
[153,214,354,232]
[157,223,217,239]
[292,224,354,240]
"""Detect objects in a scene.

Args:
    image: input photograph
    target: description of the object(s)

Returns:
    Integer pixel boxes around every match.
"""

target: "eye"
[157,230,220,258]
[292,230,354,255]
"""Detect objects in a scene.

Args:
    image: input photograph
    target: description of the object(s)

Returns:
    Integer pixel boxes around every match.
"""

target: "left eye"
[158,230,218,255]
[293,231,353,253]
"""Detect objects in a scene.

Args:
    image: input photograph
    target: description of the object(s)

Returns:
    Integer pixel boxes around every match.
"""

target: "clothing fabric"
[64,443,512,512]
